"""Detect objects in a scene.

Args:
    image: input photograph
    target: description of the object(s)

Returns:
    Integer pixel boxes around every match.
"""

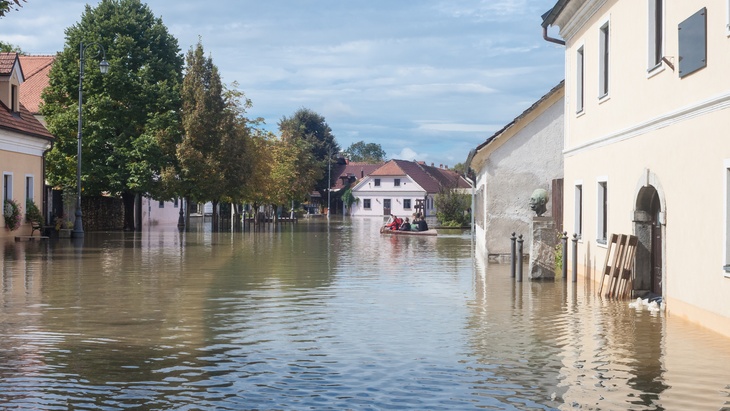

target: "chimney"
[439,164,443,169]
[361,168,364,178]
[431,163,434,167]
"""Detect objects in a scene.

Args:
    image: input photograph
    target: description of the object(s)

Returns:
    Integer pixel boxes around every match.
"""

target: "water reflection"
[0,218,728,410]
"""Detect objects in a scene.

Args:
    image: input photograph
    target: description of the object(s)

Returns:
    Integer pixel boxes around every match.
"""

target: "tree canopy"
[343,140,386,163]
[41,0,183,229]
[278,108,339,193]
[0,0,25,17]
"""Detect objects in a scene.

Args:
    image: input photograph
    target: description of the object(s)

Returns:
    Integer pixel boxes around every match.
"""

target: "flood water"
[1,217,729,410]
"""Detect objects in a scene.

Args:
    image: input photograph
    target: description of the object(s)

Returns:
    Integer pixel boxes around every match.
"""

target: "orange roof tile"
[18,55,55,114]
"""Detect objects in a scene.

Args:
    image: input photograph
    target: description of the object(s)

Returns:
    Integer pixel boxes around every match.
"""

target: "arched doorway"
[633,185,664,297]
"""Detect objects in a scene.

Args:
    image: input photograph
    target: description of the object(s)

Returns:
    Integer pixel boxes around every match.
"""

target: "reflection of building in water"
[469,257,730,409]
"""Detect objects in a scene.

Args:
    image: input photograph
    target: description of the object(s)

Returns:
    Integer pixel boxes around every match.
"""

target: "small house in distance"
[467,81,564,262]
[349,159,471,218]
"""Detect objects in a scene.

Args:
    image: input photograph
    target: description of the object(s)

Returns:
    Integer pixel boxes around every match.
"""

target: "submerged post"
[572,233,578,283]
[562,231,568,280]
[510,232,516,278]
[517,234,524,282]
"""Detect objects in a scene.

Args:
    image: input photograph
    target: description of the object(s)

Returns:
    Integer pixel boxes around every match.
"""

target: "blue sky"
[0,0,564,168]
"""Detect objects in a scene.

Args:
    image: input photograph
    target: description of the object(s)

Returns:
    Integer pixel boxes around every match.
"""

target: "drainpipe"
[542,25,565,46]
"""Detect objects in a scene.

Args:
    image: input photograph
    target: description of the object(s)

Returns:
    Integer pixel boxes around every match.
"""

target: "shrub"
[25,199,44,227]
[4,199,22,231]
[434,189,470,226]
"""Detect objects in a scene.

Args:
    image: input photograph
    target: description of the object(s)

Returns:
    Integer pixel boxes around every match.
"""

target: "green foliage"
[344,141,386,163]
[42,0,183,201]
[0,0,24,17]
[278,108,339,193]
[341,187,358,208]
[0,41,22,53]
[434,189,470,226]
[25,199,43,227]
[3,199,22,231]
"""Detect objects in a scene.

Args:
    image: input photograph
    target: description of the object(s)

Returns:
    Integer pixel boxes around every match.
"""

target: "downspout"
[543,25,566,46]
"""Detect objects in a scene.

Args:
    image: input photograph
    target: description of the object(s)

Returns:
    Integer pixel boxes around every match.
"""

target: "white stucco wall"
[473,93,565,259]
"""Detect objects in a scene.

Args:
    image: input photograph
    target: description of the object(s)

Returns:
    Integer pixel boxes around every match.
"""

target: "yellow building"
[542,1,730,337]
[0,53,54,237]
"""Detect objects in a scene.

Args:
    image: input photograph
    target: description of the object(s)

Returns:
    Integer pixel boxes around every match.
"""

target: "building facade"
[468,82,565,262]
[543,0,730,337]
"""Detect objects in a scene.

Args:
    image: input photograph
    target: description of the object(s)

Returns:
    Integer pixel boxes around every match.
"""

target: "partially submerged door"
[383,199,391,216]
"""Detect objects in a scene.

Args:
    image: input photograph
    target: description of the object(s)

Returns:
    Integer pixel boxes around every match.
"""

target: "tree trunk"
[122,191,135,231]
[134,194,142,231]
[212,199,219,232]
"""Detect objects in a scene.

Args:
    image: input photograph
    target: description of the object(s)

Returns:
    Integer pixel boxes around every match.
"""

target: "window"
[576,46,585,113]
[394,179,400,187]
[159,201,165,208]
[404,199,411,209]
[3,173,12,203]
[678,8,707,78]
[574,183,583,238]
[11,84,18,113]
[649,0,664,69]
[597,179,608,244]
[374,178,381,187]
[599,21,610,98]
[25,176,34,202]
[723,159,730,277]
[363,199,371,209]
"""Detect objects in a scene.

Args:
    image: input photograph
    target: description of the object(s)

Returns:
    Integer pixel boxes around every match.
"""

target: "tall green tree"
[343,140,386,163]
[0,41,22,53]
[177,40,254,227]
[42,0,183,231]
[278,108,339,194]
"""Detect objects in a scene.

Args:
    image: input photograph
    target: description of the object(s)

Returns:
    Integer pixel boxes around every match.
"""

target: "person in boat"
[385,214,402,230]
[415,213,429,231]
[398,217,412,231]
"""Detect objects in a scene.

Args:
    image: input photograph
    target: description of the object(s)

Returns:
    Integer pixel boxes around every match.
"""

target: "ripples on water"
[0,218,729,410]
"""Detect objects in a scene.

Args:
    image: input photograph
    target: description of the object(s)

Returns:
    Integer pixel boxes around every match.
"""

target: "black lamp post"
[73,42,109,238]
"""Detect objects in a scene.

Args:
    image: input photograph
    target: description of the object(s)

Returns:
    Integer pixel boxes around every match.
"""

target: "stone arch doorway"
[633,178,665,298]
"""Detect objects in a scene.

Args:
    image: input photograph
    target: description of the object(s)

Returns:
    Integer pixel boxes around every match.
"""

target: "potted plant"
[25,199,44,236]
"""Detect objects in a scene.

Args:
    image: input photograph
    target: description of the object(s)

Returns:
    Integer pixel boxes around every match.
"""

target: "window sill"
[576,109,585,118]
[598,94,610,105]
[647,62,665,78]
[596,239,608,248]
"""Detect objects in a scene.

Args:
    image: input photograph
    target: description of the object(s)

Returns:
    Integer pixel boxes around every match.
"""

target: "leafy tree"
[0,41,22,53]
[343,141,386,163]
[42,0,183,231]
[0,0,25,17]
[434,188,471,227]
[278,108,339,194]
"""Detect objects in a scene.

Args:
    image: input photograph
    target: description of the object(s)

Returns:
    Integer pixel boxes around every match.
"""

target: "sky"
[0,0,565,169]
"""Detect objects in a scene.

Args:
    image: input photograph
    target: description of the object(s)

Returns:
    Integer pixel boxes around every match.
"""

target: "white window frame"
[374,178,381,187]
[723,159,730,278]
[3,173,13,203]
[726,0,730,36]
[596,177,608,246]
[648,0,665,72]
[363,199,371,209]
[404,198,411,209]
[574,181,583,240]
[576,44,585,114]
[25,175,34,202]
[598,18,610,100]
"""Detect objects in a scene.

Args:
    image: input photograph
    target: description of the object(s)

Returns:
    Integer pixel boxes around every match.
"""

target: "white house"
[467,81,565,262]
[350,159,471,218]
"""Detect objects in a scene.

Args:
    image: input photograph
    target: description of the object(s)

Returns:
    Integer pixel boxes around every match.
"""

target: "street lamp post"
[74,42,109,238]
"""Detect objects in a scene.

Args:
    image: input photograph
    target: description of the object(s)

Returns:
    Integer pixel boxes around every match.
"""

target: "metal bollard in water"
[510,232,516,278]
[562,231,568,280]
[517,234,524,282]
[572,233,578,283]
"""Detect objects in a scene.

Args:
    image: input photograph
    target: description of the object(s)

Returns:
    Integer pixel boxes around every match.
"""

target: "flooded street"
[0,217,729,410]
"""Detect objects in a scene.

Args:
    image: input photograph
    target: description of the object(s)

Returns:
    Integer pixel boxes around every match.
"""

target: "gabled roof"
[0,52,23,80]
[18,55,55,115]
[364,159,471,193]
[330,161,383,190]
[0,100,54,140]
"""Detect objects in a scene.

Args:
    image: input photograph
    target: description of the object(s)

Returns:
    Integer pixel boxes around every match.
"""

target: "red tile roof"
[368,159,471,193]
[0,53,21,77]
[0,100,54,140]
[331,161,383,190]
[18,55,55,114]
